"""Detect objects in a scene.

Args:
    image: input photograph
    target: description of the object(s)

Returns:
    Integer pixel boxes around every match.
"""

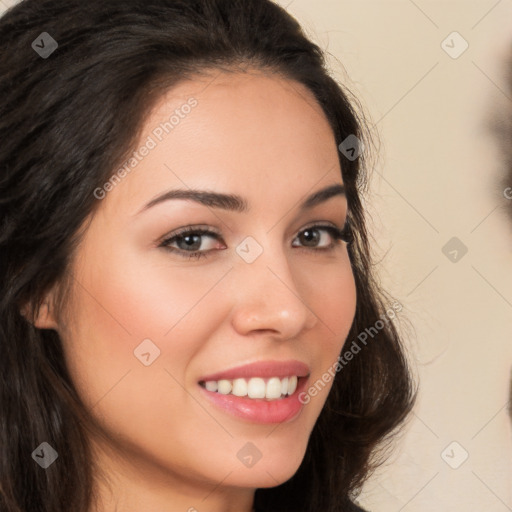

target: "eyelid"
[156,224,221,246]
[300,219,347,231]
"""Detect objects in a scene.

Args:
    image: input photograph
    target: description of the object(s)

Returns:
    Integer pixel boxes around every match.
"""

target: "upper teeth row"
[203,376,298,400]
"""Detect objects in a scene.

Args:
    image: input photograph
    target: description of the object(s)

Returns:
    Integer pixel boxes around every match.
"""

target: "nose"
[229,242,318,340]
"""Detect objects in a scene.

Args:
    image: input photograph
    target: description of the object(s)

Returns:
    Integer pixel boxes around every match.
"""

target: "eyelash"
[158,222,352,260]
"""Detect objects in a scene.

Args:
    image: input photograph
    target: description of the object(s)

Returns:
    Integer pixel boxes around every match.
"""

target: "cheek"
[304,255,356,343]
[60,245,232,404]
[58,247,235,468]
[299,258,356,406]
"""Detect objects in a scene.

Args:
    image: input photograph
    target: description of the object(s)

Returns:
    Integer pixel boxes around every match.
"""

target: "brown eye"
[292,224,350,251]
[159,226,224,259]
[298,228,321,247]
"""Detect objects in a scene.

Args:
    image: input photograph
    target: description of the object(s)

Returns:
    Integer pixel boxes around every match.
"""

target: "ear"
[20,288,59,330]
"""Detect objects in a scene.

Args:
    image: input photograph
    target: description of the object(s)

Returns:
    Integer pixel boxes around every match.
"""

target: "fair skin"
[35,69,357,512]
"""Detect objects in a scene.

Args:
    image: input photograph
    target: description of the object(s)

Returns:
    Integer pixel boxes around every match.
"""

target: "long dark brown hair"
[0,1,416,511]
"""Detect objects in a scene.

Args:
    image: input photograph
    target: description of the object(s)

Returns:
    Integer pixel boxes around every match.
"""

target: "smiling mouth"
[198,375,306,400]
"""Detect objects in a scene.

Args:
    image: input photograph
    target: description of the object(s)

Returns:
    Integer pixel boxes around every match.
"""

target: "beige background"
[3,0,512,510]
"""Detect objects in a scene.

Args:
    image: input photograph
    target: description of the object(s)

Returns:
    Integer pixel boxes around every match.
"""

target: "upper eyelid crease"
[136,183,346,216]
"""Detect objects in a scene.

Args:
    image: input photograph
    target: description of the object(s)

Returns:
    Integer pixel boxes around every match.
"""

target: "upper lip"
[198,360,310,382]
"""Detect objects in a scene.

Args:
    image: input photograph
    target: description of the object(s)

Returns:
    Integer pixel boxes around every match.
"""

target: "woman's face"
[41,70,357,508]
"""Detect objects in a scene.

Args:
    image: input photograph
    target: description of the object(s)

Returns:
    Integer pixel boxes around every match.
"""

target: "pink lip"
[197,359,310,382]
[199,375,309,424]
[197,360,311,424]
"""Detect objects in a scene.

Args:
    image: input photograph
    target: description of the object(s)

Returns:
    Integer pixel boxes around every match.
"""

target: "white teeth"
[287,375,298,395]
[280,377,288,396]
[205,381,218,392]
[201,376,301,400]
[232,378,248,397]
[217,379,232,395]
[247,377,266,398]
[266,377,282,399]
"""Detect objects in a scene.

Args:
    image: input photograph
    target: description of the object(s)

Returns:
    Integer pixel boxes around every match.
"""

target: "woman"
[0,1,416,511]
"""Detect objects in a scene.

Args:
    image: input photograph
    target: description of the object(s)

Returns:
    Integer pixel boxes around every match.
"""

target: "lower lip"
[199,377,309,424]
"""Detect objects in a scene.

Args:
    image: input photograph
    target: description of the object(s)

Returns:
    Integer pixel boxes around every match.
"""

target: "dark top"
[254,500,369,512]
[349,501,369,512]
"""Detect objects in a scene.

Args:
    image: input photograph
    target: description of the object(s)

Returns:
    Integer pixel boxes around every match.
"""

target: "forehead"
[97,69,342,219]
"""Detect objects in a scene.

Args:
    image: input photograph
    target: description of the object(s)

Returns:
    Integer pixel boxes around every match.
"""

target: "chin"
[225,441,308,489]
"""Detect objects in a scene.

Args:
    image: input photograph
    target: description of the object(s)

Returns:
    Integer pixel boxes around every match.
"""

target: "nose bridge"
[229,233,317,336]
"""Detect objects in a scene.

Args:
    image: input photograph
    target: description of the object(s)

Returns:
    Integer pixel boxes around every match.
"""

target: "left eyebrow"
[136,182,346,215]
